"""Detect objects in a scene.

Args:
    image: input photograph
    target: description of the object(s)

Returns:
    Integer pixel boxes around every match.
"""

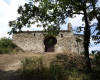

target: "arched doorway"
[44,37,57,52]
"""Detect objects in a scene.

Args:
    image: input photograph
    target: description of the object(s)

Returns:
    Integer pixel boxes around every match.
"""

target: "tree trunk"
[77,42,79,53]
[83,3,92,72]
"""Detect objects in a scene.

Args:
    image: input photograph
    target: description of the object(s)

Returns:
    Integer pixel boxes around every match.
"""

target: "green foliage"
[8,0,100,72]
[21,54,100,80]
[0,37,17,54]
[9,0,64,36]
[89,54,96,57]
[21,56,68,80]
[95,53,100,67]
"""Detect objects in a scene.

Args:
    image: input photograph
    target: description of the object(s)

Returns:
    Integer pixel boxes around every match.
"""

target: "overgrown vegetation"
[0,37,18,54]
[21,53,100,80]
[8,0,100,72]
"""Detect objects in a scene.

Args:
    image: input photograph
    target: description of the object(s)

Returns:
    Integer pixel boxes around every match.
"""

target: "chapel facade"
[12,23,84,53]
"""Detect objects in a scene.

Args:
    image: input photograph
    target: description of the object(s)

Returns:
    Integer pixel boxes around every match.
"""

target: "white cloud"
[22,24,44,31]
[89,45,100,52]
[89,38,100,53]
[68,15,84,29]
[0,0,44,38]
[60,15,84,31]
[0,0,28,38]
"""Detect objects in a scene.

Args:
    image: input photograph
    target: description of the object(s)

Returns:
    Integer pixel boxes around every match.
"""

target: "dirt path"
[0,60,21,80]
[0,53,42,80]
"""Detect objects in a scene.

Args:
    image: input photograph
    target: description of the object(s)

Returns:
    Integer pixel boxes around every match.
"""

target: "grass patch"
[20,53,100,80]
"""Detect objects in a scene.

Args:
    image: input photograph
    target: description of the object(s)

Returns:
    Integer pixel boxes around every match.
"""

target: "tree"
[0,38,16,54]
[8,0,100,72]
[73,0,100,72]
[88,0,100,44]
[68,0,92,72]
[8,0,67,36]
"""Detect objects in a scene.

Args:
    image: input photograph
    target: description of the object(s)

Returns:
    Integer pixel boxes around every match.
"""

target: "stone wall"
[74,34,84,53]
[13,32,44,53]
[12,23,84,53]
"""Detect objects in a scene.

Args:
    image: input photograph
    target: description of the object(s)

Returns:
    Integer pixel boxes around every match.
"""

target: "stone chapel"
[12,23,84,53]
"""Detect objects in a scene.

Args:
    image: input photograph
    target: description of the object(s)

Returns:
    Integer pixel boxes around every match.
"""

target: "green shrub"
[21,57,47,80]
[21,53,100,80]
[0,37,17,54]
[21,56,86,80]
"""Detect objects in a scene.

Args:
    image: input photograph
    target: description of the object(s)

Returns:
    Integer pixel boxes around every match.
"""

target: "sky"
[0,0,100,53]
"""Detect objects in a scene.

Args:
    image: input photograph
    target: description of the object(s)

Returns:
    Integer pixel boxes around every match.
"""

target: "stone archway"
[44,37,57,52]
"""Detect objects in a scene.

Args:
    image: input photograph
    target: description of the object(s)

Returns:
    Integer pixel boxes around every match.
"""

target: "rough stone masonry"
[12,23,84,53]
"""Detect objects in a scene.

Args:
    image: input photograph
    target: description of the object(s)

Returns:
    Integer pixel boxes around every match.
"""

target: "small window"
[61,34,63,38]
[34,33,35,36]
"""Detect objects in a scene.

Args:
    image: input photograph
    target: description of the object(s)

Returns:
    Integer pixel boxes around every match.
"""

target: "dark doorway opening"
[44,37,57,52]
[45,44,54,52]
